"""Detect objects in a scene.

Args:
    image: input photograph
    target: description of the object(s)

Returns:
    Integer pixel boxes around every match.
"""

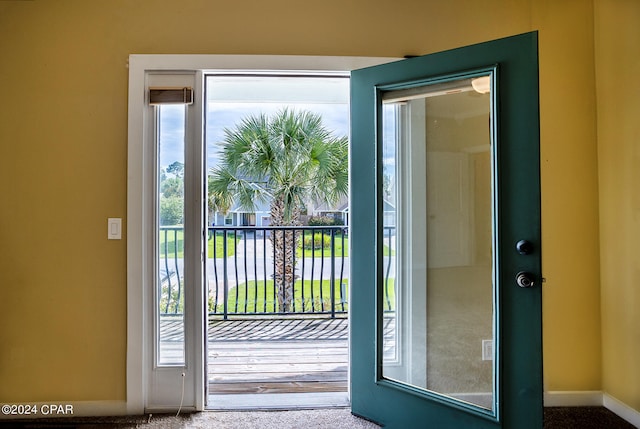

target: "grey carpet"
[544,406,637,429]
[3,409,380,429]
[6,407,637,428]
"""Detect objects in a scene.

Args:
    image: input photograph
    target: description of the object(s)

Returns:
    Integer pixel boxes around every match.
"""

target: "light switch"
[108,218,122,240]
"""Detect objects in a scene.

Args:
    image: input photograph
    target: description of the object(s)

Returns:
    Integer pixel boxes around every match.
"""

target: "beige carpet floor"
[5,409,380,429]
[6,407,638,428]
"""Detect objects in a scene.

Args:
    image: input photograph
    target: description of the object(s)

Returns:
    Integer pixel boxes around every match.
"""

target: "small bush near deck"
[303,233,332,250]
[308,215,344,226]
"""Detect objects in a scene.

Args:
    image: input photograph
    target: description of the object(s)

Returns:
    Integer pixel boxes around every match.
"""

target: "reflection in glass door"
[381,74,495,411]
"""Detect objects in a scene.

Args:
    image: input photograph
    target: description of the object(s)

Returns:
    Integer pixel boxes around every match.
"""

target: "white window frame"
[127,55,399,413]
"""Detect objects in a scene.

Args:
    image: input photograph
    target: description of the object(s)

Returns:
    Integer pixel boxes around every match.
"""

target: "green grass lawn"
[208,278,397,314]
[164,277,396,315]
[210,279,348,314]
[207,232,240,258]
[159,229,236,258]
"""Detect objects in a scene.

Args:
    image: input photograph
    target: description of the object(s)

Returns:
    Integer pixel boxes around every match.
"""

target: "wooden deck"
[207,318,349,396]
[159,315,395,408]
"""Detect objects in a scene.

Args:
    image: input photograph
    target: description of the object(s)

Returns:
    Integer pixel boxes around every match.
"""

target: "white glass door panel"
[145,72,205,411]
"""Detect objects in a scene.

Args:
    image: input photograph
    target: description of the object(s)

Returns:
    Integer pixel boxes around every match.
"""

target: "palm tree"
[209,109,348,312]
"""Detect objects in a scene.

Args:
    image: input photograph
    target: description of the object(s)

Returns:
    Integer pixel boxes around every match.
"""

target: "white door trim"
[127,55,400,413]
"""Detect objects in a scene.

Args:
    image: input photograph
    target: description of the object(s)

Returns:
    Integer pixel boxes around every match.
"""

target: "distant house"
[382,200,396,227]
[312,197,349,225]
[210,195,395,228]
[210,199,271,227]
[309,197,396,227]
[211,199,355,228]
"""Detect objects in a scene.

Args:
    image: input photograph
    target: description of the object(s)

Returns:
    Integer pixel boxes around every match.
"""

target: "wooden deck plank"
[209,353,347,364]
[208,381,348,394]
[157,317,398,398]
[209,339,347,348]
[208,317,349,341]
[206,318,349,395]
[209,343,347,351]
[208,364,347,375]
[208,372,347,383]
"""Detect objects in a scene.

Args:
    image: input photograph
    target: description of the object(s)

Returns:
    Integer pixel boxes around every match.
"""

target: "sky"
[159,75,351,171]
[158,75,397,180]
[205,102,350,170]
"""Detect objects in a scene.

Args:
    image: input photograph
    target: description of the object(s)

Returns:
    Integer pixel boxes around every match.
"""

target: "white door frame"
[127,54,399,413]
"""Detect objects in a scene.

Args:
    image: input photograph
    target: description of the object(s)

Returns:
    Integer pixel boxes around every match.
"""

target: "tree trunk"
[269,197,301,313]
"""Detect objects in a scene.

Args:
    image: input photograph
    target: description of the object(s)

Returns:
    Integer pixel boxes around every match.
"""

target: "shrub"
[303,233,331,250]
[308,215,343,226]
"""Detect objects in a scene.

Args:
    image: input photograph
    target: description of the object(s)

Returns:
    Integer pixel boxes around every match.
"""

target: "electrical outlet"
[482,339,493,361]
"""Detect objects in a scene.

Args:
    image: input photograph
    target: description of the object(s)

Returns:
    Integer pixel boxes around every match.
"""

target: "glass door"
[350,32,541,428]
[145,72,206,410]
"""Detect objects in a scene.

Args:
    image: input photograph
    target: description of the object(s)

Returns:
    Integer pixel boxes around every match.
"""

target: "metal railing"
[159,226,184,315]
[158,225,396,318]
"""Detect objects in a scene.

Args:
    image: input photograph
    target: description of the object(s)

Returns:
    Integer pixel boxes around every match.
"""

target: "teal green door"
[350,32,541,428]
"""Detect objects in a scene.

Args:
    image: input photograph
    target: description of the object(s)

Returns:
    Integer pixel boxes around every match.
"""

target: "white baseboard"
[604,393,640,428]
[0,401,127,420]
[544,391,604,407]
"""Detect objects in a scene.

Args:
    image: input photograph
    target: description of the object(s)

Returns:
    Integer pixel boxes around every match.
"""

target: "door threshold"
[207,392,350,411]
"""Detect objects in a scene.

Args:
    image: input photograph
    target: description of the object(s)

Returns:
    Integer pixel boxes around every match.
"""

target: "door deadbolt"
[516,271,535,288]
[516,240,534,255]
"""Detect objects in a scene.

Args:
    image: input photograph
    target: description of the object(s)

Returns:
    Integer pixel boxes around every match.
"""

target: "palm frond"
[209,108,348,224]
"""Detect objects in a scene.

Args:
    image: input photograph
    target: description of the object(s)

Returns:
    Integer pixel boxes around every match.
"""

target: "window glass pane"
[381,75,495,411]
[157,104,186,365]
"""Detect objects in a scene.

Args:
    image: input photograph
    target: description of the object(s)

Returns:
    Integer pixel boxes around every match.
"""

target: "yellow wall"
[595,0,640,411]
[0,0,611,409]
[533,0,602,392]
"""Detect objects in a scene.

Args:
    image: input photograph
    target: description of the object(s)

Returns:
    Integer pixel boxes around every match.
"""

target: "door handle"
[516,271,535,288]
